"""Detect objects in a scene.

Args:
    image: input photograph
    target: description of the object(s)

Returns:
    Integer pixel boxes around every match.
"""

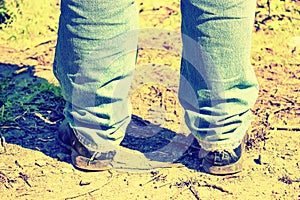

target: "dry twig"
[177,178,201,200]
[18,172,31,187]
[65,171,113,200]
[201,182,233,195]
[0,136,6,153]
[270,126,300,131]
[183,180,201,200]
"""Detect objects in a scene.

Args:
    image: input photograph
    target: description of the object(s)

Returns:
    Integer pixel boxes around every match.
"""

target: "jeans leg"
[179,0,259,150]
[53,0,138,152]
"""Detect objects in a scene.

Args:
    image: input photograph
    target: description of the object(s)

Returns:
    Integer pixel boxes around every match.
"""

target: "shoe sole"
[202,156,243,175]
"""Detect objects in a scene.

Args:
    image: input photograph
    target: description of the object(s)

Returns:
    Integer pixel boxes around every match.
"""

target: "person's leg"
[54,0,180,171]
[179,0,259,173]
[54,0,138,153]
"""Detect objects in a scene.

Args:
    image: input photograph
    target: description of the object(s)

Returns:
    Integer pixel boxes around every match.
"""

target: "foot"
[57,120,114,171]
[57,120,182,172]
[199,134,250,176]
[201,144,244,175]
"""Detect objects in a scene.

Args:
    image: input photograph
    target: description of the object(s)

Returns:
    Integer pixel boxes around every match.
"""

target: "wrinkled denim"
[179,0,258,150]
[54,0,258,152]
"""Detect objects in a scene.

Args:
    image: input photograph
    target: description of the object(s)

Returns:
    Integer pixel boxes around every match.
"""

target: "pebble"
[35,160,47,167]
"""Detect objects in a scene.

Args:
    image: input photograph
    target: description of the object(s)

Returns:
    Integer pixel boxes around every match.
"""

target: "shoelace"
[211,149,238,163]
[87,150,116,165]
[222,149,238,158]
[88,152,98,166]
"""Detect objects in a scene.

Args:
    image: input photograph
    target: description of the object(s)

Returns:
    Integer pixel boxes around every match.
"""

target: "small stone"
[79,180,91,186]
[254,155,262,165]
[35,160,47,167]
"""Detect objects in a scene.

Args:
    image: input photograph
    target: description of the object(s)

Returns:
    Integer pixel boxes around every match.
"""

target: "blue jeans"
[54,0,258,152]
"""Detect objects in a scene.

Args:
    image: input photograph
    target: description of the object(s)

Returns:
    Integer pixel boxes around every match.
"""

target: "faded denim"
[54,0,258,152]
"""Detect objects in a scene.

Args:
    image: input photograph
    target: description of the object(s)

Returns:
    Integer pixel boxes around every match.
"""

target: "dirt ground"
[0,0,299,199]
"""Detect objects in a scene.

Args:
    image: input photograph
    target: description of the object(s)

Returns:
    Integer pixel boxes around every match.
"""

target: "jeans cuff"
[197,136,245,151]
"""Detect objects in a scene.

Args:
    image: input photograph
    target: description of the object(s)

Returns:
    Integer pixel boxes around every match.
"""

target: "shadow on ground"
[0,63,203,171]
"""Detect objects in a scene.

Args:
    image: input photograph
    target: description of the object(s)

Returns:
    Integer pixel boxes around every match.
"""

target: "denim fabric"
[54,0,258,152]
[54,0,138,151]
[179,0,258,150]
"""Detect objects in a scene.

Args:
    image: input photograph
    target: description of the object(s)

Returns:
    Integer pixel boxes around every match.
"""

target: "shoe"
[201,137,247,175]
[57,120,114,171]
[57,120,183,172]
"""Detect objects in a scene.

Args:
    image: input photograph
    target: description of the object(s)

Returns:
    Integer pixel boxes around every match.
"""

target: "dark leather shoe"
[57,120,114,171]
[201,144,244,175]
[57,120,183,172]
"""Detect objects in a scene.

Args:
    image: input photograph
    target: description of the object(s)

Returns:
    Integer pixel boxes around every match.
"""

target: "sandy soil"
[0,0,299,199]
